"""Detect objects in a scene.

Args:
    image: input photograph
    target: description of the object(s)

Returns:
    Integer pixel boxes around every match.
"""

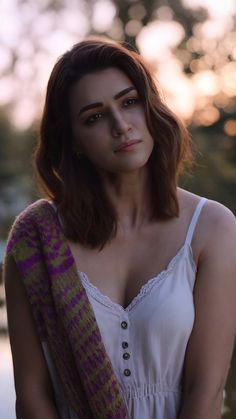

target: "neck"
[100,168,152,234]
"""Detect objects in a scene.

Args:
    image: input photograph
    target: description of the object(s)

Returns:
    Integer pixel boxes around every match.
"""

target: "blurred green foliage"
[181,119,236,214]
[0,113,38,237]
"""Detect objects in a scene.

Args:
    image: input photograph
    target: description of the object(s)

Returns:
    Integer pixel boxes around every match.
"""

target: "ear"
[74,148,85,159]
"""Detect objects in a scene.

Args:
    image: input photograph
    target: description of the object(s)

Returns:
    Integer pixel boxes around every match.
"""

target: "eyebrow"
[78,86,136,116]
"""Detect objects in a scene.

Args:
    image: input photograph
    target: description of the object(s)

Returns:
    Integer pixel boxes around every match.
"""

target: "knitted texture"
[5,199,129,419]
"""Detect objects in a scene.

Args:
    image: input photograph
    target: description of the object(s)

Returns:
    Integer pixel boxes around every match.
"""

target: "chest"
[68,223,190,308]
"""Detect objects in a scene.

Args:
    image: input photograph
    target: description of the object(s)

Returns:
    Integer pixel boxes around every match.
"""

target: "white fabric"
[43,197,206,419]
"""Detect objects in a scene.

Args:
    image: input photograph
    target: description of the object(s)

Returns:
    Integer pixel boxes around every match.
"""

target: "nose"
[111,109,132,138]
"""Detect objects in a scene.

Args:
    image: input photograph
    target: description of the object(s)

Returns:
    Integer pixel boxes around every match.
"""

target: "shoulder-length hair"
[34,37,192,248]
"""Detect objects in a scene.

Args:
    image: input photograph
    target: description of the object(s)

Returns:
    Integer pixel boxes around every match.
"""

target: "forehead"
[70,67,134,106]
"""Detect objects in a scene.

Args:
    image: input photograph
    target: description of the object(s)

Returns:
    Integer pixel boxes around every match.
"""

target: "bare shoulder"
[179,188,236,250]
[198,199,236,255]
[202,198,235,225]
[180,192,236,406]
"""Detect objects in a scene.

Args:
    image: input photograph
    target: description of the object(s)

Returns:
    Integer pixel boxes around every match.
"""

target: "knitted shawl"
[5,199,129,419]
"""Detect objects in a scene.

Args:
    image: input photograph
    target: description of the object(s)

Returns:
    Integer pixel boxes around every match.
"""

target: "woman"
[4,38,236,419]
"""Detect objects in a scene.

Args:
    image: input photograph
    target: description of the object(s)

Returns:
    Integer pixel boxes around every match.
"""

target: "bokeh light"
[92,0,116,33]
[0,0,235,129]
[137,20,185,61]
[224,119,236,136]
[182,0,236,19]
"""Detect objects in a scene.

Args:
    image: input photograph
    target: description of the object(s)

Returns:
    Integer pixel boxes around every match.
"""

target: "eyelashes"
[85,113,102,125]
[83,96,140,126]
[123,97,139,107]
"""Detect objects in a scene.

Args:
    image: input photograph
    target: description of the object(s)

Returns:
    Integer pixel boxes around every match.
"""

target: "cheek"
[80,136,109,163]
[73,129,96,153]
[74,121,108,146]
[133,112,151,134]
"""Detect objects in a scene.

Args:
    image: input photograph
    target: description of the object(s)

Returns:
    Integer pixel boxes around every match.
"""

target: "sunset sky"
[0,0,235,128]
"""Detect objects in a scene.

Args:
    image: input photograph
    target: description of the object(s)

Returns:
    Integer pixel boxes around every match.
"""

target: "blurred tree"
[114,0,208,48]
[181,119,236,214]
[0,111,37,237]
[1,0,235,128]
[0,0,235,213]
[108,0,236,214]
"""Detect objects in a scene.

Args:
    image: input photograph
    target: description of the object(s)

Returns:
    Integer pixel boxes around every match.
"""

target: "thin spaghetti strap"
[185,198,207,246]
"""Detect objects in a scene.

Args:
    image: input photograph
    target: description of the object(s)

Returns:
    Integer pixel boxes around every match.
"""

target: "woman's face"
[69,67,154,174]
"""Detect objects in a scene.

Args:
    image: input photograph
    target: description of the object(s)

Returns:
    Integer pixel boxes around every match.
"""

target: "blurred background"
[0,0,235,417]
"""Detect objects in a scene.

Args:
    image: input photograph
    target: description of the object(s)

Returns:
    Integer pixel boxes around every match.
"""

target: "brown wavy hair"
[34,37,192,248]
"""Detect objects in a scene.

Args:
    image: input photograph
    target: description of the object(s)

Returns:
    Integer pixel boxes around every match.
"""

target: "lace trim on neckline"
[78,243,196,314]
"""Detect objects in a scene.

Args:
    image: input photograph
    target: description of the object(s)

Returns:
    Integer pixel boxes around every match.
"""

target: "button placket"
[120,316,132,378]
[122,341,128,349]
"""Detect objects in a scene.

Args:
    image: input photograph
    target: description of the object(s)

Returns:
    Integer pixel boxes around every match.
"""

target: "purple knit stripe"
[6,230,33,252]
[112,409,129,419]
[43,248,63,261]
[46,339,93,418]
[50,246,73,261]
[81,359,109,385]
[17,253,43,272]
[74,347,109,384]
[62,246,72,258]
[66,315,96,346]
[83,353,111,381]
[96,389,128,418]
[6,237,16,253]
[78,324,102,348]
[43,241,69,261]
[67,304,90,329]
[57,303,88,328]
[45,284,89,335]
[66,306,89,335]
[76,329,102,356]
[54,282,87,307]
[6,199,130,419]
[85,372,128,416]
[63,289,86,312]
[52,238,64,252]
[70,323,101,358]
[53,285,94,337]
[25,279,51,310]
[54,279,79,295]
[46,256,75,275]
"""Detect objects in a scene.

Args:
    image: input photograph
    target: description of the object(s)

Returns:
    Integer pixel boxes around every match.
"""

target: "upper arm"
[183,201,236,396]
[4,255,54,404]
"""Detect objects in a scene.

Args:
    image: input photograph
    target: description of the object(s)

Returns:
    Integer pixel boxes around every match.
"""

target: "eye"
[84,112,103,125]
[123,97,139,107]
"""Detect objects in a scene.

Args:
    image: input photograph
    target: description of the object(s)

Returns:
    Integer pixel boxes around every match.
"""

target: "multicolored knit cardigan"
[5,199,129,419]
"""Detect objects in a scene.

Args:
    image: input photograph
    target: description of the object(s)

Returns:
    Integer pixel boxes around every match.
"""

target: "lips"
[115,139,142,152]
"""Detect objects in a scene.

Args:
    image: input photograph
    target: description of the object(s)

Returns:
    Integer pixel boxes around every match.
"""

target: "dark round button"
[121,321,128,329]
[122,341,128,349]
[123,352,130,360]
[124,369,131,377]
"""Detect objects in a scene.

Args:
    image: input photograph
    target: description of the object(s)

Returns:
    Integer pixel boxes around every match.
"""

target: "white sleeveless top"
[42,197,207,419]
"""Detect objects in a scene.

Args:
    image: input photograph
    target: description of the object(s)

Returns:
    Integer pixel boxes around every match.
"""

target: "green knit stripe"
[5,199,129,418]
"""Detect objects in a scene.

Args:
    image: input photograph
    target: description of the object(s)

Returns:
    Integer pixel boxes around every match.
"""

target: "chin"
[115,155,151,173]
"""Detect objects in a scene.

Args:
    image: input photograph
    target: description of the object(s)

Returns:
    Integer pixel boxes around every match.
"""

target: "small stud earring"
[75,150,84,159]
